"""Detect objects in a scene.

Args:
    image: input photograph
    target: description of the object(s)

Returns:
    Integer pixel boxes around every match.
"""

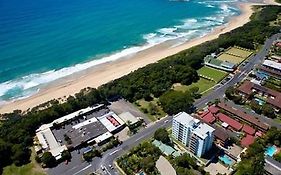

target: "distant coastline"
[0,1,277,114]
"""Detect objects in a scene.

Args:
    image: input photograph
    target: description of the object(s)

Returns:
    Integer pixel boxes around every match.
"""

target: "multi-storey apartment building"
[172,112,215,157]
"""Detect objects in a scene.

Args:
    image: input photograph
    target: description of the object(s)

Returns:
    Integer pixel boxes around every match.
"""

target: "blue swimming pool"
[265,146,277,157]
[219,154,234,166]
[255,98,265,106]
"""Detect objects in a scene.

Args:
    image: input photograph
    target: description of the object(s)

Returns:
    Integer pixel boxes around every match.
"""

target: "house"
[217,102,269,131]
[237,81,281,111]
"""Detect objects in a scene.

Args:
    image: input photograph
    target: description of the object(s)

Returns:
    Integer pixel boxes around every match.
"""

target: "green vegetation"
[197,66,228,83]
[41,152,56,168]
[3,149,45,175]
[154,128,171,145]
[225,47,253,58]
[217,53,244,64]
[117,141,162,175]
[0,5,281,171]
[135,98,166,121]
[159,90,194,115]
[264,76,281,92]
[173,78,216,94]
[236,127,281,175]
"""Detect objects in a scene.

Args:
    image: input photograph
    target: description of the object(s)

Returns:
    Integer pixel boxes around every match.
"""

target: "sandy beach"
[0,2,273,114]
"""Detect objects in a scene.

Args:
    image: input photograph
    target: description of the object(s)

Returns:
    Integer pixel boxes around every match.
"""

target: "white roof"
[174,112,214,139]
[193,123,215,139]
[72,117,98,130]
[49,145,67,160]
[263,60,281,71]
[36,127,67,159]
[94,132,113,143]
[36,104,104,131]
[173,112,195,126]
[119,112,139,124]
[222,122,229,128]
[97,112,125,132]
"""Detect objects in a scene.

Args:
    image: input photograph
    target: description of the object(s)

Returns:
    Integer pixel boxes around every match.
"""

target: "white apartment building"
[172,112,215,157]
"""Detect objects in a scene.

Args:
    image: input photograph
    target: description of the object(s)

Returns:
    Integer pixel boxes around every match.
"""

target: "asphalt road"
[47,33,281,175]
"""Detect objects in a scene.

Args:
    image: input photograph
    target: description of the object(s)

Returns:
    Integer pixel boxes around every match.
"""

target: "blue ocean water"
[0,0,239,102]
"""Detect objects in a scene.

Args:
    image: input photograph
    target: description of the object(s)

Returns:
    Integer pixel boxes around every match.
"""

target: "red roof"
[202,112,216,124]
[199,111,209,118]
[217,113,243,131]
[237,81,281,109]
[208,105,220,114]
[242,124,256,135]
[217,102,269,131]
[241,134,255,147]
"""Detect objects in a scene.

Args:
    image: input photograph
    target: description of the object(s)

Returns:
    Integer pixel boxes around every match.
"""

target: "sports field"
[217,53,244,64]
[197,66,228,82]
[173,78,216,94]
[226,47,253,58]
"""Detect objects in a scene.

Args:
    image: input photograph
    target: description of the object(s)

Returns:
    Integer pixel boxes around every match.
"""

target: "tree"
[261,104,276,118]
[225,87,236,100]
[41,152,56,167]
[11,144,31,166]
[61,150,71,161]
[250,100,262,114]
[174,153,196,169]
[140,156,155,173]
[274,152,281,162]
[159,90,194,115]
[154,128,171,145]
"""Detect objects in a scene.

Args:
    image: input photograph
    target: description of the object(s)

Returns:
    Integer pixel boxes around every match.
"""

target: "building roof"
[37,104,104,131]
[202,112,216,124]
[214,127,229,142]
[263,60,281,71]
[241,134,255,147]
[208,105,220,114]
[174,112,215,139]
[242,124,256,135]
[174,112,195,126]
[265,156,281,175]
[156,156,177,175]
[237,81,281,110]
[152,140,177,156]
[217,113,243,131]
[217,102,269,131]
[93,132,113,144]
[97,112,125,132]
[221,61,236,69]
[259,65,281,77]
[118,112,139,125]
[193,123,215,139]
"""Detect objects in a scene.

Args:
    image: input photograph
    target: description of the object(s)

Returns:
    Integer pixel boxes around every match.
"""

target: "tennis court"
[217,53,245,64]
[225,47,253,58]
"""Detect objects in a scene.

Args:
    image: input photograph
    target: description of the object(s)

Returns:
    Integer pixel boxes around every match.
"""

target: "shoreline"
[0,2,267,114]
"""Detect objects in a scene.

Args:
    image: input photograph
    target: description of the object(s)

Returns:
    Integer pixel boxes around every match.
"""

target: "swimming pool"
[219,154,234,166]
[265,146,277,157]
[255,98,265,106]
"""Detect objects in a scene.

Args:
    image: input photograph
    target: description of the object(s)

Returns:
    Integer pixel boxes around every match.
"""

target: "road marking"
[109,148,121,155]
[73,164,92,175]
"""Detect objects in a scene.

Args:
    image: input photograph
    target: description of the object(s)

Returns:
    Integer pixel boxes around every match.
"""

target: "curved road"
[98,33,281,175]
[47,33,281,175]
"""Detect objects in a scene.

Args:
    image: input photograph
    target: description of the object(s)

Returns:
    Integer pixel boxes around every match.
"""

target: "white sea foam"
[0,0,240,102]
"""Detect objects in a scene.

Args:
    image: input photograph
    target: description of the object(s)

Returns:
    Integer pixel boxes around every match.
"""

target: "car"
[101,166,105,171]
[109,165,113,169]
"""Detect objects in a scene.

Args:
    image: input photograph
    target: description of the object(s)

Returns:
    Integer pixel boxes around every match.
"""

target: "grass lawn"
[173,78,216,95]
[217,53,244,64]
[274,117,281,124]
[3,148,46,175]
[197,66,228,83]
[135,98,166,122]
[226,47,253,58]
